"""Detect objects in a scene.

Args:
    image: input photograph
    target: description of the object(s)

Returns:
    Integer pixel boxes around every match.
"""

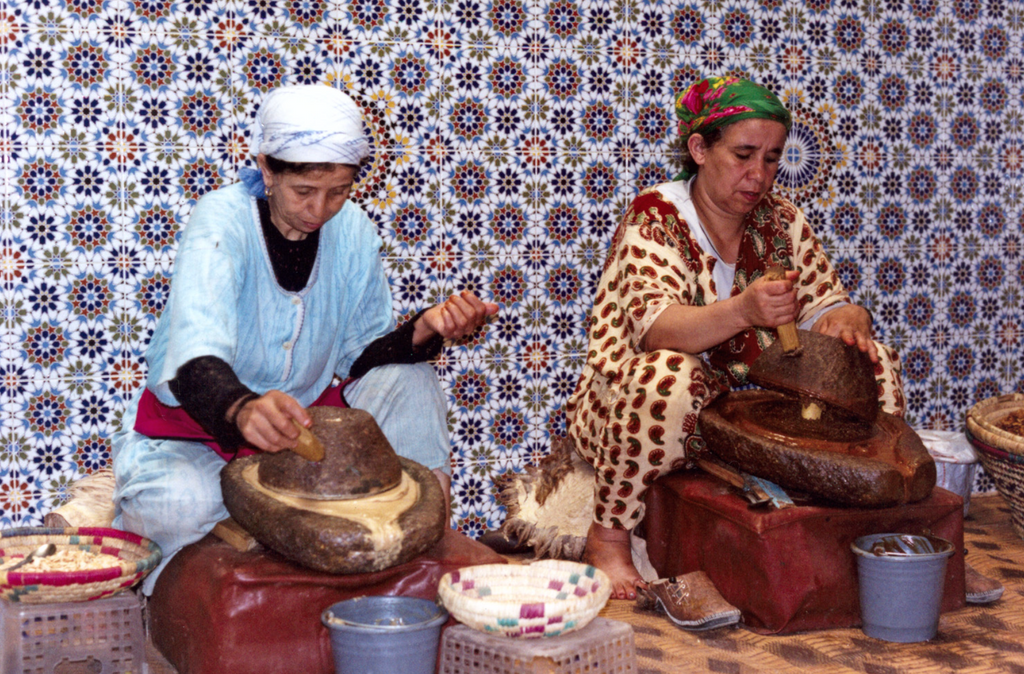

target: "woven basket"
[437,560,611,639]
[966,394,1024,540]
[0,527,162,603]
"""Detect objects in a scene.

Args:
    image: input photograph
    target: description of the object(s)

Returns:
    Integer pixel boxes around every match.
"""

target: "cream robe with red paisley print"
[566,185,906,531]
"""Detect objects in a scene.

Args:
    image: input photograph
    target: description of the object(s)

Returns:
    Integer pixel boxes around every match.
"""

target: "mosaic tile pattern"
[0,0,1021,533]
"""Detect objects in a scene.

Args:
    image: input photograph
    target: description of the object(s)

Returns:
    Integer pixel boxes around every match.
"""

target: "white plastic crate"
[0,592,145,674]
[439,617,636,674]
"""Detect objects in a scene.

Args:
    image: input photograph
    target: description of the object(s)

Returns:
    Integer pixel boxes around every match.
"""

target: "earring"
[265,186,273,198]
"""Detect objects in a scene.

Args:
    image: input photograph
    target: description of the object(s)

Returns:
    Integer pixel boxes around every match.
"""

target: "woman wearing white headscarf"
[111,85,497,594]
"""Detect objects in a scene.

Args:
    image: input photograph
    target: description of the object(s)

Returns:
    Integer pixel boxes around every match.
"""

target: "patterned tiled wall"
[0,0,1020,533]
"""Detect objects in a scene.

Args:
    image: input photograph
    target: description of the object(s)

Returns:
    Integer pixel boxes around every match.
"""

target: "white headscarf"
[253,85,369,165]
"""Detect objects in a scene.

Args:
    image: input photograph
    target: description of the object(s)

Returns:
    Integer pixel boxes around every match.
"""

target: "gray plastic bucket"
[321,596,449,674]
[851,533,954,643]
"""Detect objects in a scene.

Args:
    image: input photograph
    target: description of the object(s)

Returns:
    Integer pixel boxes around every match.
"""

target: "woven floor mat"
[597,494,1024,674]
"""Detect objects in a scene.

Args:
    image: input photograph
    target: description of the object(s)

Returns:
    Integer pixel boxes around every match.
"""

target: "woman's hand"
[413,291,499,345]
[233,390,311,453]
[740,270,799,328]
[645,270,801,355]
[811,304,878,362]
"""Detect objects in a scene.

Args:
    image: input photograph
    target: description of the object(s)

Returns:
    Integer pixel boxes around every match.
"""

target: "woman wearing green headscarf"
[565,77,907,599]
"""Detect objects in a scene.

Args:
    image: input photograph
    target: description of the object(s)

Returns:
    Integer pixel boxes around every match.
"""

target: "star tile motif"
[0,0,1018,530]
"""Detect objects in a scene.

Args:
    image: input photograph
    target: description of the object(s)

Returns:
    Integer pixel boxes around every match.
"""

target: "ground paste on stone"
[240,463,420,551]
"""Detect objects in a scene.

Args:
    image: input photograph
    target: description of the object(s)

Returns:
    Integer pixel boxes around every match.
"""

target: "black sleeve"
[349,310,445,379]
[168,356,260,450]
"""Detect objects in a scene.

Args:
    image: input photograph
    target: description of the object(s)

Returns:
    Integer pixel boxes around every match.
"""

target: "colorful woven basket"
[0,527,162,603]
[966,393,1024,540]
[437,560,611,638]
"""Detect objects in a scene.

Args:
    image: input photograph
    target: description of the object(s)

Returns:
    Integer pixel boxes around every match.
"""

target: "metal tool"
[696,457,773,507]
[6,543,57,572]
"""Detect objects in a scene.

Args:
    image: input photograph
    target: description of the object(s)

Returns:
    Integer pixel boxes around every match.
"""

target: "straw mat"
[596,493,1024,674]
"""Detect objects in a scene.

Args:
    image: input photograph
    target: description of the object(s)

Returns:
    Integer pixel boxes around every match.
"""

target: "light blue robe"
[112,183,450,595]
[145,182,394,406]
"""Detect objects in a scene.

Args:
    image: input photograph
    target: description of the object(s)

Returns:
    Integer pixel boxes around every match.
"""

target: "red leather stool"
[149,529,505,674]
[642,472,965,634]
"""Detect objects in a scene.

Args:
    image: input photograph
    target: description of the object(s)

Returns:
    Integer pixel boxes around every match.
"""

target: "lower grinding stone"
[222,456,446,574]
[699,389,935,507]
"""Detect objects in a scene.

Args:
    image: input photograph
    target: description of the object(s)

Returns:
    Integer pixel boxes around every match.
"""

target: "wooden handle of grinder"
[766,266,801,355]
[290,419,325,462]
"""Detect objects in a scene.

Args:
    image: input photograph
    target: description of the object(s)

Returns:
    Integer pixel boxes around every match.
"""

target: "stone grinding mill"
[699,328,936,507]
[221,407,447,574]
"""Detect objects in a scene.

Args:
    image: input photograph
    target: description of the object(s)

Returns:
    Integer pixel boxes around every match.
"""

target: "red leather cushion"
[149,528,506,674]
[643,472,965,634]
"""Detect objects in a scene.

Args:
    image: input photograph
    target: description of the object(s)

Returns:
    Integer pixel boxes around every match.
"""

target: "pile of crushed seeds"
[1,548,118,573]
[997,409,1024,438]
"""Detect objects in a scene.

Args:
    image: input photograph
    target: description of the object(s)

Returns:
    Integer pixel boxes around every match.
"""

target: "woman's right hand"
[741,269,799,328]
[233,390,311,453]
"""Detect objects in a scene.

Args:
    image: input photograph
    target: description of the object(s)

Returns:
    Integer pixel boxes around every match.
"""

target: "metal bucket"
[851,533,954,643]
[322,596,449,674]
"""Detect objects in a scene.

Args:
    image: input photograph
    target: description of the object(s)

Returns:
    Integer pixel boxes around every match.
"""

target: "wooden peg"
[290,419,325,462]
[766,266,802,356]
[213,517,260,552]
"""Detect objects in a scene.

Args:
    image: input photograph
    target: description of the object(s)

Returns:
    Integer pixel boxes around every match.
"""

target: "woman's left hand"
[414,291,499,345]
[811,304,878,363]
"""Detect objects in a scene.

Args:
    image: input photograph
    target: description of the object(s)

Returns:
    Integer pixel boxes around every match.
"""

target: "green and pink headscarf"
[674,76,792,180]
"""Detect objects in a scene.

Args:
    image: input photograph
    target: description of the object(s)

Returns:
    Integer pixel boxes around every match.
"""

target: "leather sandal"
[965,562,1004,604]
[638,570,741,631]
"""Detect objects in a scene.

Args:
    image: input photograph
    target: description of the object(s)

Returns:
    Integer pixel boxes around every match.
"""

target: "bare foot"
[582,521,645,600]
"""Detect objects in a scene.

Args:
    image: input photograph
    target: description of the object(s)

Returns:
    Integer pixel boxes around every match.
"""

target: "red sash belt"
[133,383,350,462]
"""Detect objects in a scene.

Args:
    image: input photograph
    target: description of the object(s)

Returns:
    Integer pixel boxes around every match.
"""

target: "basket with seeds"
[966,394,1024,541]
[0,527,162,603]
